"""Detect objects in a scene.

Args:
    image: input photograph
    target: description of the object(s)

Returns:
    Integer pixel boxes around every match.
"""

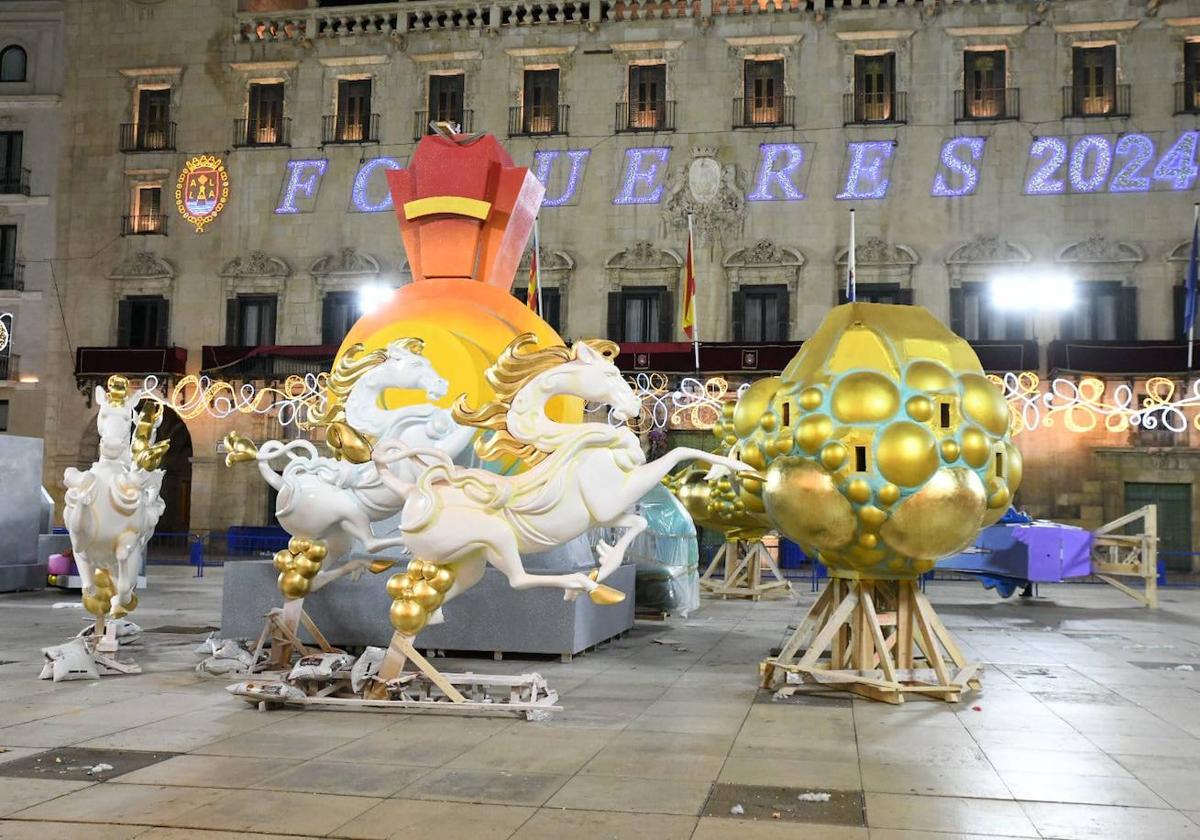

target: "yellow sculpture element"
[272,537,329,599]
[132,402,171,471]
[223,431,260,466]
[386,558,457,634]
[724,303,1021,580]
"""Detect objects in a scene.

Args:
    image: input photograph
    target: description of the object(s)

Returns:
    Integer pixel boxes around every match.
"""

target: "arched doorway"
[148,404,192,532]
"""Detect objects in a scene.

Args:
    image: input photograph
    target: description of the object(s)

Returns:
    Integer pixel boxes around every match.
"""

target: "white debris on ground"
[652,637,682,645]
[730,804,745,815]
[51,602,83,609]
[87,763,114,775]
[1173,664,1195,671]
[797,791,832,802]
[194,634,255,675]
[76,619,142,644]
[39,638,98,682]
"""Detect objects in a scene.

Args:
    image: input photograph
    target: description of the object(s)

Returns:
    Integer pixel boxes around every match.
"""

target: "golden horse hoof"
[223,432,259,467]
[588,584,626,605]
[369,559,398,574]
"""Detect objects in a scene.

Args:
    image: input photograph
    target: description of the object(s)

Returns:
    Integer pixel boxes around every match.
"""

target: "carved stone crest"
[219,251,289,278]
[843,237,918,266]
[309,247,382,277]
[109,251,173,281]
[1057,236,1143,264]
[946,235,1030,266]
[660,147,746,243]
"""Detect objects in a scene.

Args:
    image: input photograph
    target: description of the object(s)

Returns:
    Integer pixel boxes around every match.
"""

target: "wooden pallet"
[1092,504,1159,608]
[700,539,792,601]
[761,577,979,704]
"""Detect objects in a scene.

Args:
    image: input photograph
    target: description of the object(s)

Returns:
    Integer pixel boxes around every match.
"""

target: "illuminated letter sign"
[613,147,670,205]
[276,159,328,214]
[748,143,808,201]
[836,141,894,200]
[1025,131,1199,195]
[351,157,404,213]
[532,149,591,207]
[931,137,985,197]
[175,154,229,233]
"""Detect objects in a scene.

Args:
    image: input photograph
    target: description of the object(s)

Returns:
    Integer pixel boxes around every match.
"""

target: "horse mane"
[452,333,619,467]
[304,338,425,429]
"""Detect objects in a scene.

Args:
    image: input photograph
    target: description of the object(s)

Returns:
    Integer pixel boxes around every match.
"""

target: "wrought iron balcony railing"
[615,100,676,133]
[234,116,291,147]
[732,95,795,129]
[1,261,25,291]
[119,122,176,152]
[508,104,569,137]
[1062,84,1131,118]
[954,88,1020,122]
[413,109,474,140]
[843,91,908,125]
[1174,81,1200,115]
[0,166,30,195]
[122,214,168,236]
[201,344,339,380]
[0,354,18,382]
[74,346,188,379]
[322,113,380,144]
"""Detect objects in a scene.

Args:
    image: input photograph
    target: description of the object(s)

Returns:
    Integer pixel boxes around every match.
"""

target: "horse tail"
[254,440,319,492]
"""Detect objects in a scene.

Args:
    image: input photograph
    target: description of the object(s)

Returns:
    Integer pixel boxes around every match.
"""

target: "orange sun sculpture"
[338,129,581,458]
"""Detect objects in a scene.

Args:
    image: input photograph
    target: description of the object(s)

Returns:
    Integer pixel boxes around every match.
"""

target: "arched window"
[0,46,27,82]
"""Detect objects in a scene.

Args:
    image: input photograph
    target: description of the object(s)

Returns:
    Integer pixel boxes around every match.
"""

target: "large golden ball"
[93,569,113,591]
[294,556,322,579]
[428,567,455,593]
[876,422,939,488]
[278,571,310,599]
[411,579,445,612]
[305,542,328,563]
[763,458,856,553]
[961,373,1010,436]
[82,593,108,617]
[385,573,408,599]
[795,415,832,453]
[880,468,987,560]
[831,372,899,423]
[287,537,312,556]
[734,377,781,438]
[390,599,428,634]
[272,550,292,572]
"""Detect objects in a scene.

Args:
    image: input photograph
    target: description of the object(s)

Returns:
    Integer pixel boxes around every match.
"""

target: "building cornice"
[610,40,684,53]
[944,25,1029,37]
[504,46,576,58]
[118,66,183,78]
[316,55,390,67]
[834,30,916,42]
[0,94,61,109]
[724,35,804,47]
[1052,20,1141,34]
[229,60,300,73]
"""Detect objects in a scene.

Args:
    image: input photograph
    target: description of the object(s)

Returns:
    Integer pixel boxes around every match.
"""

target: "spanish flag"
[681,216,697,339]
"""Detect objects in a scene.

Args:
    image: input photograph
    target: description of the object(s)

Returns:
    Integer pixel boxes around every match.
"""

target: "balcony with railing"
[1174,81,1200,115]
[1062,84,1130,118]
[322,113,380,144]
[1,261,24,292]
[234,116,291,147]
[413,109,474,140]
[615,100,676,133]
[0,354,17,382]
[508,104,569,137]
[119,122,176,153]
[843,91,908,125]
[122,214,168,236]
[1047,340,1200,376]
[732,95,795,129]
[74,346,188,380]
[201,344,339,380]
[0,166,31,196]
[954,88,1019,122]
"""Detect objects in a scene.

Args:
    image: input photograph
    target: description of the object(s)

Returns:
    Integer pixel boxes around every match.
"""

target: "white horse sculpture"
[226,338,477,592]
[372,334,755,617]
[63,376,169,617]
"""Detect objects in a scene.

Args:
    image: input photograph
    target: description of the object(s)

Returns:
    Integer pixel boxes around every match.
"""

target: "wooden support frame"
[761,577,980,704]
[249,600,338,673]
[1091,504,1159,609]
[700,539,792,600]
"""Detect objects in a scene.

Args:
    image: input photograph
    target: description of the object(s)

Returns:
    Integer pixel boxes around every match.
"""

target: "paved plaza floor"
[1,568,1199,839]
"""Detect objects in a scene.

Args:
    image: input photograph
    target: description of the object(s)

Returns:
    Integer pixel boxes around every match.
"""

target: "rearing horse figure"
[372,334,754,627]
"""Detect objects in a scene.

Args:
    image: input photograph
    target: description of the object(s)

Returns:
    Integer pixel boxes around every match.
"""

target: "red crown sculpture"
[386,129,545,290]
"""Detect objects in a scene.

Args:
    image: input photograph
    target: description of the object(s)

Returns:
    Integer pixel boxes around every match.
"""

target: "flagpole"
[531,215,544,321]
[846,209,857,303]
[687,212,700,372]
[1189,203,1199,370]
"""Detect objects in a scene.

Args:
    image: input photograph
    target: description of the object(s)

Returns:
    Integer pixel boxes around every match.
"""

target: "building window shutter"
[1119,286,1138,340]
[607,292,623,342]
[321,295,337,346]
[897,288,915,305]
[776,287,790,341]
[658,288,674,342]
[949,287,965,336]
[1174,284,1188,337]
[154,299,169,346]
[225,298,238,345]
[263,296,278,345]
[731,289,746,342]
[544,288,561,334]
[117,299,133,347]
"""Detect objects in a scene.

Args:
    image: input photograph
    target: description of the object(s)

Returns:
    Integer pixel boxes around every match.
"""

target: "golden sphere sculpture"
[387,559,457,635]
[273,538,329,599]
[731,303,1021,579]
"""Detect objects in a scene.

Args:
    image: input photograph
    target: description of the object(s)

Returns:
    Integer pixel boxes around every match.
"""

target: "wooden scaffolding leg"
[761,577,980,704]
[366,631,467,703]
[701,539,793,600]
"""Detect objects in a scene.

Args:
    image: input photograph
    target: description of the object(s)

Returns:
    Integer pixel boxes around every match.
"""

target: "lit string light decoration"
[0,312,11,354]
[989,372,1200,435]
[1067,135,1113,194]
[275,159,328,214]
[836,141,894,200]
[532,149,591,207]
[350,157,404,213]
[1024,137,1068,195]
[613,147,671,205]
[133,373,329,427]
[931,136,985,197]
[1110,134,1155,192]
[747,143,807,201]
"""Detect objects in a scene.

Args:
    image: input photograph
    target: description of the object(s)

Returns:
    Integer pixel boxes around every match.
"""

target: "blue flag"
[1185,217,1200,337]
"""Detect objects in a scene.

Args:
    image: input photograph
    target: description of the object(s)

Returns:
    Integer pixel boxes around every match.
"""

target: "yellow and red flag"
[681,219,697,339]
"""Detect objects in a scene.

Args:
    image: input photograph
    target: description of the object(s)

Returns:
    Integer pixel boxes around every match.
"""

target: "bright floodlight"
[358,284,395,313]
[989,271,1075,311]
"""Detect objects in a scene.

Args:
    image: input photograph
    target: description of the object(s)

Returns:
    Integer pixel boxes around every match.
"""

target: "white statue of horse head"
[345,339,449,435]
[94,383,135,463]
[544,341,642,424]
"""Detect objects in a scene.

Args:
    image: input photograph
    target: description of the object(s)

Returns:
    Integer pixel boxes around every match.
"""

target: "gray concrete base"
[0,436,46,593]
[220,558,636,658]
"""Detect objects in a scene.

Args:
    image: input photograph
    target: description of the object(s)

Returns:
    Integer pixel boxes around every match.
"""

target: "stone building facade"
[24,0,1200,568]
